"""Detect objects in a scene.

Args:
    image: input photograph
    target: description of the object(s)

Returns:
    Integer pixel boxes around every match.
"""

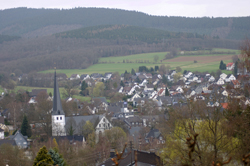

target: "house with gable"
[231,80,240,88]
[225,74,236,83]
[217,78,225,85]
[145,128,165,144]
[80,74,90,80]
[9,131,29,149]
[70,74,80,80]
[220,73,228,80]
[92,97,108,111]
[226,62,235,70]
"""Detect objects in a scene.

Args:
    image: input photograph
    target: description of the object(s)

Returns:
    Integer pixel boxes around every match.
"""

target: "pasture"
[40,49,238,77]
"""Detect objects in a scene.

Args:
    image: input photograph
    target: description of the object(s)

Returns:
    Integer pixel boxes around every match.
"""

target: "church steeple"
[52,69,65,115]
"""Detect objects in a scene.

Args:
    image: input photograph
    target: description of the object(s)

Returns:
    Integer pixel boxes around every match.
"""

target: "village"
[0,59,249,165]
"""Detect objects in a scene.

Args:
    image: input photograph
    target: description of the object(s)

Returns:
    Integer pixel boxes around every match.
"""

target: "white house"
[220,73,227,80]
[209,76,215,82]
[226,63,235,71]
[70,74,80,80]
[217,78,225,85]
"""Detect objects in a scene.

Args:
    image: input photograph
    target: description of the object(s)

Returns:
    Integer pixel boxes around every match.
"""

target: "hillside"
[0,24,240,74]
[0,7,250,40]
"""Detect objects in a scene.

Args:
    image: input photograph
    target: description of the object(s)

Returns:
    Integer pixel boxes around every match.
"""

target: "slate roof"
[65,115,103,134]
[145,129,161,139]
[0,140,16,146]
[52,71,65,116]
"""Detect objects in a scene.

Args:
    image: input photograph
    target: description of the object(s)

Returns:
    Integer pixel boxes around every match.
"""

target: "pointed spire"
[52,69,65,115]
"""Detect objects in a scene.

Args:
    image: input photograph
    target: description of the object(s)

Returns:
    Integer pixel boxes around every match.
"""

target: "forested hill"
[0,7,250,40]
[55,25,204,44]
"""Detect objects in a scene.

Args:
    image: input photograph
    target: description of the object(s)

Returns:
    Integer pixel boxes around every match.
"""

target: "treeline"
[0,7,250,39]
[55,25,204,44]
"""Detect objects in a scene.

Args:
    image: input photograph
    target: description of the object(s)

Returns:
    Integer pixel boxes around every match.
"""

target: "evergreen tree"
[48,148,67,166]
[120,80,125,87]
[162,75,168,84]
[155,66,159,71]
[219,60,223,70]
[81,81,88,91]
[165,87,169,96]
[21,115,32,137]
[219,60,226,70]
[33,146,54,166]
[131,68,136,75]
[233,61,238,76]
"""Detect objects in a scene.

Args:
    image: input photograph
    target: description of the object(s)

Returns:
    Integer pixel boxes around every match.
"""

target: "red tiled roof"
[231,80,240,85]
[221,103,229,109]
[226,62,234,67]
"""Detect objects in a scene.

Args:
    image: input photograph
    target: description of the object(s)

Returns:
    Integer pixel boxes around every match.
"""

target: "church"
[51,70,112,137]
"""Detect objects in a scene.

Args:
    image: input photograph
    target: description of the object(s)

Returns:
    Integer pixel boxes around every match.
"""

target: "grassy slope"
[40,49,238,76]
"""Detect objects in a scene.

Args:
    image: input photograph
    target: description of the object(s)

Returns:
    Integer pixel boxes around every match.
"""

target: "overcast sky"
[1,0,250,17]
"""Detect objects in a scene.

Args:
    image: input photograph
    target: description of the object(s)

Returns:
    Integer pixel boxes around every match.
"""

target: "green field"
[40,49,238,77]
[14,86,91,102]
[99,52,168,63]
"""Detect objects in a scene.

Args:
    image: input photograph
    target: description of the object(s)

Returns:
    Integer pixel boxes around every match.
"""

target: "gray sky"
[1,0,250,17]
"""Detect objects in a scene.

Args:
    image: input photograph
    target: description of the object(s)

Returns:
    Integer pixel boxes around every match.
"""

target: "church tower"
[51,70,66,136]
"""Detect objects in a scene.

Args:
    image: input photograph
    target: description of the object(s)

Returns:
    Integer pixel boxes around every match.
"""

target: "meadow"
[40,49,238,77]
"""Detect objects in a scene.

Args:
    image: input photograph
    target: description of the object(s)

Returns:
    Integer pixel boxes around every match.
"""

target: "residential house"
[220,73,227,80]
[208,76,215,82]
[104,72,112,80]
[226,62,235,70]
[91,73,103,81]
[65,115,112,136]
[225,74,236,83]
[9,131,29,149]
[145,128,165,144]
[70,74,80,80]
[92,97,108,111]
[80,74,90,80]
[231,80,240,88]
[217,78,225,85]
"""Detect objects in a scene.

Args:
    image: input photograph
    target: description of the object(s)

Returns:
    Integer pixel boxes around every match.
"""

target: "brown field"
[165,55,233,63]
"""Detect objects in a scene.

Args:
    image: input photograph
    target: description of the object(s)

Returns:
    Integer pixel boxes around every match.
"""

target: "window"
[99,124,101,127]
[108,123,110,127]
[57,117,58,120]
[103,118,105,122]
[60,117,62,120]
